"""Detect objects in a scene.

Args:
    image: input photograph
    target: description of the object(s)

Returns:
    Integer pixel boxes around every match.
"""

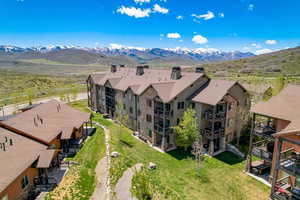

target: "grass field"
[68,100,270,200]
[45,102,106,200]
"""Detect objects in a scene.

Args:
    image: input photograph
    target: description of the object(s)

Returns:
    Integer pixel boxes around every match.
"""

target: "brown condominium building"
[0,99,91,157]
[246,85,300,200]
[0,100,92,200]
[0,128,59,200]
[87,65,250,155]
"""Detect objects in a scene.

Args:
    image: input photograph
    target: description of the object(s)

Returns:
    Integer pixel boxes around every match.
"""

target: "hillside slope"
[203,46,300,76]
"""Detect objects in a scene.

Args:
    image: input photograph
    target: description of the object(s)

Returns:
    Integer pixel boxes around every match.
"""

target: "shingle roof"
[90,67,205,103]
[251,85,300,131]
[192,80,237,105]
[0,128,46,193]
[0,100,91,144]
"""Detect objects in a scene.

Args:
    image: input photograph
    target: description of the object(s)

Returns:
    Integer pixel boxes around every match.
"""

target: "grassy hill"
[203,46,300,77]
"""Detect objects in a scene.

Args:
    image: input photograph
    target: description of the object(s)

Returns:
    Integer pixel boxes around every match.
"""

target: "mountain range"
[0,45,254,65]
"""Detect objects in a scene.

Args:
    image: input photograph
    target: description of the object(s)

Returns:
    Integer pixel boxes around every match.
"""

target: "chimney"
[171,66,182,80]
[111,64,117,73]
[195,67,205,73]
[136,66,144,76]
[120,64,125,68]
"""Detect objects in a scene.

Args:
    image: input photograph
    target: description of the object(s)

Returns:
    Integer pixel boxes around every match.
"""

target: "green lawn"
[45,102,106,200]
[68,100,270,200]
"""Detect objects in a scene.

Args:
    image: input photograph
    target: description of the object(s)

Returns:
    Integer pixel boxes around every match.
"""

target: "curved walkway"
[115,163,143,200]
[91,123,112,200]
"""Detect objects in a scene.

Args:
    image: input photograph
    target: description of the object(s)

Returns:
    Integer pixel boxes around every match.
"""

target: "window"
[146,114,152,122]
[123,92,126,98]
[190,102,195,109]
[138,110,141,116]
[177,102,185,109]
[146,99,152,107]
[129,107,133,114]
[21,175,29,189]
[123,104,126,110]
[177,118,180,125]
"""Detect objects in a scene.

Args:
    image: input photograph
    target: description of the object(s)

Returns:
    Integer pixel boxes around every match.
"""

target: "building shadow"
[215,151,244,165]
[167,148,194,160]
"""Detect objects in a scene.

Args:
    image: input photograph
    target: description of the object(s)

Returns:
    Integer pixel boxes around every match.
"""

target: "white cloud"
[160,34,164,37]
[191,11,215,20]
[243,47,251,50]
[219,13,225,18]
[256,49,273,55]
[251,43,262,49]
[265,40,277,45]
[134,0,150,4]
[193,19,201,24]
[153,4,169,14]
[248,4,254,11]
[167,33,181,39]
[117,6,151,18]
[192,35,208,44]
[176,15,184,20]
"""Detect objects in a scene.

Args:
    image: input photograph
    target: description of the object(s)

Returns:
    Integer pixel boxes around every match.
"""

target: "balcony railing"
[202,128,225,140]
[253,123,276,138]
[203,110,226,121]
[251,140,273,161]
[280,157,300,177]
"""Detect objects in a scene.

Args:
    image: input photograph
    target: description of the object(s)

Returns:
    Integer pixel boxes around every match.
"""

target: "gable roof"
[0,128,46,193]
[89,67,205,103]
[251,85,300,131]
[192,79,238,105]
[251,85,300,121]
[0,100,91,144]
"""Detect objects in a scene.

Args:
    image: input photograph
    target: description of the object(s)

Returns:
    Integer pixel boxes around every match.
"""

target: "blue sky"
[0,0,300,53]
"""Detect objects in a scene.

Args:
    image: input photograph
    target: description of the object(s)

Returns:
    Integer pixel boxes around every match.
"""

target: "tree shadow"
[167,148,194,160]
[120,139,134,148]
[214,152,244,165]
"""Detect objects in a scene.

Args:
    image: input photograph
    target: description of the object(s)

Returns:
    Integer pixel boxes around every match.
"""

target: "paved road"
[1,92,87,117]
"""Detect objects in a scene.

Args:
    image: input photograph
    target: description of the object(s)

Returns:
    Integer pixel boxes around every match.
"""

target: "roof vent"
[171,66,181,80]
[136,66,144,76]
[195,67,205,73]
[111,64,117,73]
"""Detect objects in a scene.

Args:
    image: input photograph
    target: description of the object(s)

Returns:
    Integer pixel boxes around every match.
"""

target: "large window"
[21,175,29,189]
[177,102,185,109]
[146,114,152,122]
[147,99,152,107]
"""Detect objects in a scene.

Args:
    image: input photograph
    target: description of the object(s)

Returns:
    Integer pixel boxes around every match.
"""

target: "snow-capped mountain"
[0,45,254,63]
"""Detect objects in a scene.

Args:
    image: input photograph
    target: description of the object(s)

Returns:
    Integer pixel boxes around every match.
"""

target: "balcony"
[271,176,293,200]
[280,156,300,177]
[203,110,226,121]
[254,123,276,138]
[202,128,225,140]
[251,140,273,161]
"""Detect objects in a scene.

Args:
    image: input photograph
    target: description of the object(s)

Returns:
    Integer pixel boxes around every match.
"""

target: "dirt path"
[91,123,111,200]
[115,163,143,200]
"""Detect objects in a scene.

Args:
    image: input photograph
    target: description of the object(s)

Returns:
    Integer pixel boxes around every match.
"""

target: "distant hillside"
[0,45,254,65]
[203,46,300,77]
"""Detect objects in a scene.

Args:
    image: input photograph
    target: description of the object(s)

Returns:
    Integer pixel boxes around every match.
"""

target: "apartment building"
[0,100,91,157]
[87,65,249,155]
[0,128,58,200]
[245,85,300,199]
